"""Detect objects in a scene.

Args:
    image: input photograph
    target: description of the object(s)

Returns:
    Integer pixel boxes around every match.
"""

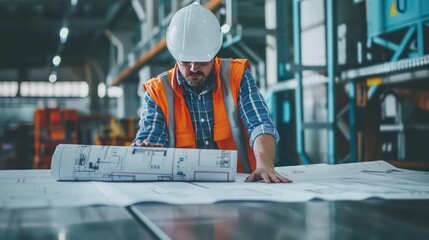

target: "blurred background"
[0,0,428,170]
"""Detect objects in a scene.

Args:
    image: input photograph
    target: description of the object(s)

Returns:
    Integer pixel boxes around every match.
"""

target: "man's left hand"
[247,134,292,183]
[245,165,292,183]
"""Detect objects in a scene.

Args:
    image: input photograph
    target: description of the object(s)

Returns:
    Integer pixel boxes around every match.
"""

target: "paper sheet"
[274,160,400,182]
[0,167,112,209]
[51,144,237,182]
[1,160,429,209]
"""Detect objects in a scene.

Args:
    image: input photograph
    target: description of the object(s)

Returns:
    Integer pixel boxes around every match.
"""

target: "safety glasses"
[177,60,212,67]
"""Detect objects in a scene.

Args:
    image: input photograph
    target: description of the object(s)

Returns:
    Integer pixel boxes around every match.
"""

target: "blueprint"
[1,160,429,209]
[50,144,237,182]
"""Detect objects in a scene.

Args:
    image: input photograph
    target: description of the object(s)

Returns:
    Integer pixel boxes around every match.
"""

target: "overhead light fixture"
[221,24,230,34]
[71,0,78,6]
[0,81,19,97]
[98,83,106,98]
[108,86,123,98]
[52,55,61,66]
[49,72,57,83]
[60,27,69,43]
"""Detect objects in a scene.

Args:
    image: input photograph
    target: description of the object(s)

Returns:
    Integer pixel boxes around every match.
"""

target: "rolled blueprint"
[51,144,237,182]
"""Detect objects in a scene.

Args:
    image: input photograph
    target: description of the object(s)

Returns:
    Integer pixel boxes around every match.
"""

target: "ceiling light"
[108,86,123,98]
[98,83,106,98]
[221,24,230,34]
[49,72,57,83]
[52,55,61,66]
[71,0,78,6]
[60,27,69,43]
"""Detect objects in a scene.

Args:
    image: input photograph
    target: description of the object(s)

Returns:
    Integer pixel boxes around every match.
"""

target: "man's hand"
[245,164,292,183]
[135,139,164,147]
[244,134,292,183]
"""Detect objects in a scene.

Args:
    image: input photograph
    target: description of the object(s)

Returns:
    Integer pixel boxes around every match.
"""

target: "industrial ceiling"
[0,0,135,82]
[0,0,268,84]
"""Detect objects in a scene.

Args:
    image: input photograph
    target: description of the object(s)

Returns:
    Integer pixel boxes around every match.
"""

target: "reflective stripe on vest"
[157,59,252,173]
[158,71,175,148]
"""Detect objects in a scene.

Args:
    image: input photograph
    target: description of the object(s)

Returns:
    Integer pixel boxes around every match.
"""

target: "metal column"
[326,0,337,164]
[292,0,337,164]
[348,82,357,162]
[293,0,311,164]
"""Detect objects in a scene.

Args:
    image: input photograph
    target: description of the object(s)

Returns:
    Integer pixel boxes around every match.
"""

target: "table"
[1,199,428,240]
[0,206,156,240]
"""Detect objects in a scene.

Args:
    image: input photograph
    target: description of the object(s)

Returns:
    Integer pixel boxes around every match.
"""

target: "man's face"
[176,60,214,87]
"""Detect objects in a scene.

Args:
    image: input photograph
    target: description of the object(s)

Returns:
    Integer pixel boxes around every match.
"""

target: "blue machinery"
[367,0,429,62]
[291,0,429,165]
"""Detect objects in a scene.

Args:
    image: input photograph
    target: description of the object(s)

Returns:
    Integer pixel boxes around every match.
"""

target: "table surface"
[1,199,429,240]
[0,205,157,240]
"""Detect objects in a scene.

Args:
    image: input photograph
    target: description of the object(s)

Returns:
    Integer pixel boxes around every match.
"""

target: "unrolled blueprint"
[50,144,237,182]
[1,160,429,209]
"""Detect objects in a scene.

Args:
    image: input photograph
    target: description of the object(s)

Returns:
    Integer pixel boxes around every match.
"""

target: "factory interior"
[1,0,428,170]
[1,0,429,239]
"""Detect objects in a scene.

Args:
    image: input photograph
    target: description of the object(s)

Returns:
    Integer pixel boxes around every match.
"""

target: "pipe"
[131,0,146,21]
[104,30,124,65]
[112,39,166,86]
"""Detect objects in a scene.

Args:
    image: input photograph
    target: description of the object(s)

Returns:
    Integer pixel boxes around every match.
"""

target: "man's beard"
[185,71,206,87]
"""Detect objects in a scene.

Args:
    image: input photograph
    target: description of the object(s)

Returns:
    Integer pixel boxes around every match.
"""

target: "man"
[132,2,291,183]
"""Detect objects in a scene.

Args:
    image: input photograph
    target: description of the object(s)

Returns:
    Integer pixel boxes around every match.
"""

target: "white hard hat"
[166,2,223,62]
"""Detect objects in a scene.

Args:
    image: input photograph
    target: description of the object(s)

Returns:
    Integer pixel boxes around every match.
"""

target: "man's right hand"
[135,139,164,147]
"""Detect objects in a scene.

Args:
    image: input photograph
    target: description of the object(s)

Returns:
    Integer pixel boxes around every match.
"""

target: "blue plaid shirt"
[132,67,279,149]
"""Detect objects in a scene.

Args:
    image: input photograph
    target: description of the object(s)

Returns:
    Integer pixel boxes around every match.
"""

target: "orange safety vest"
[143,58,256,173]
